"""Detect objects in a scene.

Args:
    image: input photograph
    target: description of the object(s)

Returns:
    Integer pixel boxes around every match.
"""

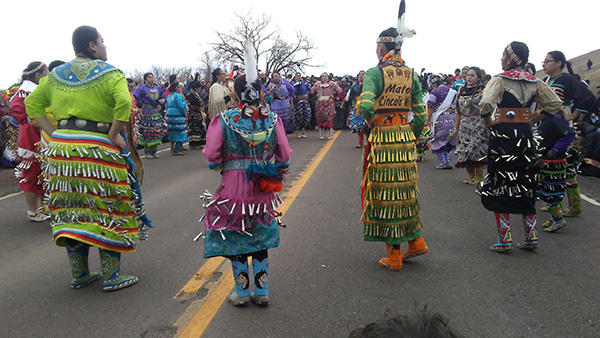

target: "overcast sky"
[1,0,597,88]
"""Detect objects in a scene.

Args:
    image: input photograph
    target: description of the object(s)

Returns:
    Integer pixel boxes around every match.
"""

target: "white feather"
[244,39,258,85]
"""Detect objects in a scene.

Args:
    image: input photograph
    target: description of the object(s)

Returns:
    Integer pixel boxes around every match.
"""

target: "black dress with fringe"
[479,92,539,214]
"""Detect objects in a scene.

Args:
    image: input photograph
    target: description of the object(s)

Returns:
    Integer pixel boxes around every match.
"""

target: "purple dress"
[427,86,458,152]
[201,108,292,257]
[268,80,295,132]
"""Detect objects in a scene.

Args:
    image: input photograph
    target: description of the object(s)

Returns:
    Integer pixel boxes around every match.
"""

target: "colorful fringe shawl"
[361,124,422,244]
[42,129,151,253]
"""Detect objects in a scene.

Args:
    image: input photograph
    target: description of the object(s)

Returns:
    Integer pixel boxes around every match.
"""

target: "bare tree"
[211,11,318,75]
[265,31,315,76]
[199,51,223,82]
[125,68,146,85]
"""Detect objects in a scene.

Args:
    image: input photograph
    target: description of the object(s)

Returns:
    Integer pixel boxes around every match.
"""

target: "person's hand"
[157,104,161,111]
[109,133,126,150]
[449,128,458,138]
[546,149,555,158]
[158,99,165,104]
[483,116,498,129]
[366,119,375,128]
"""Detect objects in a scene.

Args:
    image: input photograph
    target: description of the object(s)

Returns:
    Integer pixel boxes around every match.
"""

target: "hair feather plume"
[244,39,258,85]
[396,0,415,43]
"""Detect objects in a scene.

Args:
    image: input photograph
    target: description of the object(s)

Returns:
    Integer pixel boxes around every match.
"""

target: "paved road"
[0,130,599,338]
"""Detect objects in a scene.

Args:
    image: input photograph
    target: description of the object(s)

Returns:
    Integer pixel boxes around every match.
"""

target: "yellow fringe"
[365,181,419,202]
[369,124,415,145]
[364,217,423,238]
[364,199,420,219]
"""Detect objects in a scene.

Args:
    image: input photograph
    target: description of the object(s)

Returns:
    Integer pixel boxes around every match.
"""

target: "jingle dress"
[545,72,596,216]
[25,59,151,252]
[478,69,561,214]
[132,83,165,150]
[454,84,489,168]
[9,80,44,194]
[291,80,311,131]
[186,91,206,147]
[166,92,189,145]
[311,81,343,129]
[536,114,574,207]
[201,106,292,258]
[348,81,365,132]
[358,59,427,244]
[267,80,295,133]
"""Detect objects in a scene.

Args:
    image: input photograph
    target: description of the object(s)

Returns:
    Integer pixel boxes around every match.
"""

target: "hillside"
[536,48,600,96]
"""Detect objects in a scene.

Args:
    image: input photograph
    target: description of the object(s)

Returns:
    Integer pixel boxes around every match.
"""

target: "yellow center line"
[176,131,341,337]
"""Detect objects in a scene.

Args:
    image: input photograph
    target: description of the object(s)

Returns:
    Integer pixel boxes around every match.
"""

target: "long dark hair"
[212,68,223,83]
[547,51,574,75]
[72,26,99,60]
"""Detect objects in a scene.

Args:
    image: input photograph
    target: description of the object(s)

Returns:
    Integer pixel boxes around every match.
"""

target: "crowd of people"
[0,6,599,329]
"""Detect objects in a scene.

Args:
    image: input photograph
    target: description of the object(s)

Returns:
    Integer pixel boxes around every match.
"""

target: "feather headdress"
[375,1,415,56]
[244,39,258,85]
[241,38,260,103]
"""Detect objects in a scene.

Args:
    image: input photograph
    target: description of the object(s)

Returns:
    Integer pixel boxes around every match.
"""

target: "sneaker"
[153,153,160,158]
[146,154,154,159]
[27,211,49,222]
[227,292,250,307]
[250,293,269,306]
[172,151,185,156]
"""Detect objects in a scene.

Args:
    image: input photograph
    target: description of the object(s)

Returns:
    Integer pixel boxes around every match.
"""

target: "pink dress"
[201,107,292,257]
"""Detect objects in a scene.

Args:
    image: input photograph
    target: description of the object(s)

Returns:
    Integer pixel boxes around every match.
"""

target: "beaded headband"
[506,44,523,66]
[22,62,46,76]
[377,37,395,43]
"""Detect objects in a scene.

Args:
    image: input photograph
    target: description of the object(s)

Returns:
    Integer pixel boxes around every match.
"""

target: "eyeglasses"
[542,60,556,65]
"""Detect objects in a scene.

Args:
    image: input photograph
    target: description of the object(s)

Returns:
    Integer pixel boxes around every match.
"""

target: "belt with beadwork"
[57,117,112,134]
[223,158,258,172]
[373,111,410,127]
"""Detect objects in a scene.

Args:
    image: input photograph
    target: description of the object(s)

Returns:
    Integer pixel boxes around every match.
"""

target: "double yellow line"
[175,131,341,337]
